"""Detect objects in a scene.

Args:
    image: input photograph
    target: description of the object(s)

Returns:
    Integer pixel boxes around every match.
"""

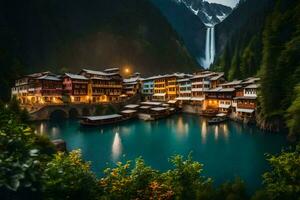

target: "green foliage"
[100,158,173,199]
[215,0,300,133]
[285,84,300,138]
[163,154,212,199]
[215,178,248,200]
[259,0,300,130]
[0,105,55,200]
[42,150,101,200]
[262,144,300,200]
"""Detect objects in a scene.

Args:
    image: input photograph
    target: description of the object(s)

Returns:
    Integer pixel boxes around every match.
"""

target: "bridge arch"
[49,109,68,121]
[82,107,90,116]
[69,108,80,119]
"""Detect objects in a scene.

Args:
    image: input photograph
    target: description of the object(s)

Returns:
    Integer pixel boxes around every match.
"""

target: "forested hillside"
[213,0,300,136]
[0,0,198,101]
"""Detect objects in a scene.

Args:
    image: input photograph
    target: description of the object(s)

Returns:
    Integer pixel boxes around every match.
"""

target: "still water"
[35,114,289,192]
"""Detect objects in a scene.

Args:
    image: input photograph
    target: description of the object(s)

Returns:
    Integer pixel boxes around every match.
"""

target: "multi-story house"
[79,69,123,102]
[233,83,259,120]
[153,75,167,102]
[123,72,141,97]
[28,73,63,104]
[62,73,89,103]
[141,76,157,101]
[189,72,217,107]
[176,77,192,105]
[12,71,52,104]
[203,87,235,114]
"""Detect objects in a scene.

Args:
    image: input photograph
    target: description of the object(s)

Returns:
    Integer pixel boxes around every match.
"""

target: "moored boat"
[80,113,135,127]
[208,117,227,125]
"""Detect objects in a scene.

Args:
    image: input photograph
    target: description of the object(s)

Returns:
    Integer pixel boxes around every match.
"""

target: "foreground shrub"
[0,105,54,200]
[42,150,101,200]
[261,144,300,200]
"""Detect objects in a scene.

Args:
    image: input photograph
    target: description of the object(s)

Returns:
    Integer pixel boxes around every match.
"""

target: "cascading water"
[201,26,215,68]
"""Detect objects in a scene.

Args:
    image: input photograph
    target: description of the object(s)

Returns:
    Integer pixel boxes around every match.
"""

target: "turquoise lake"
[35,114,289,192]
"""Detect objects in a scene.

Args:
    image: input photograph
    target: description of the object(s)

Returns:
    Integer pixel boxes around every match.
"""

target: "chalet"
[203,87,235,115]
[123,72,141,97]
[79,69,123,102]
[62,73,89,103]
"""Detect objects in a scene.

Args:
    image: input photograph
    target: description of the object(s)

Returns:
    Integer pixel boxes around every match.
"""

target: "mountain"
[151,0,232,67]
[214,0,273,76]
[173,0,232,26]
[212,0,300,135]
[0,0,199,101]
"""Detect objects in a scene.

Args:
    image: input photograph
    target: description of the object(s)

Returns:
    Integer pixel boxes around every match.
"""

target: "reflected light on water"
[201,121,207,144]
[112,132,122,161]
[51,127,59,136]
[177,116,189,135]
[222,124,229,139]
[214,126,219,140]
[40,123,45,134]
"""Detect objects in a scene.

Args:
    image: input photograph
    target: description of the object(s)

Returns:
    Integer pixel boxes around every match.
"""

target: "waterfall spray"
[201,26,215,68]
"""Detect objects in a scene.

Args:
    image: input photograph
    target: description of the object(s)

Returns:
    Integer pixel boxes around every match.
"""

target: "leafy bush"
[42,150,101,200]
[261,144,300,200]
[0,106,54,200]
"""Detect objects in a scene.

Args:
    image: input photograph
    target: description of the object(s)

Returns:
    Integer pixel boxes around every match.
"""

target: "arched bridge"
[29,95,141,121]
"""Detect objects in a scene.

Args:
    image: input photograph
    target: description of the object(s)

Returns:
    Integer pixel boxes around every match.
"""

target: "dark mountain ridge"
[0,0,199,100]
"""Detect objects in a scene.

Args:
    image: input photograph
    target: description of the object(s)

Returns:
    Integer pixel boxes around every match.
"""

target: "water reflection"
[51,127,59,137]
[201,121,207,144]
[112,132,122,161]
[214,126,219,140]
[222,124,229,140]
[176,116,189,135]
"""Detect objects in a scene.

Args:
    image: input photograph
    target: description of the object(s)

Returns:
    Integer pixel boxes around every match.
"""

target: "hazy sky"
[205,0,239,8]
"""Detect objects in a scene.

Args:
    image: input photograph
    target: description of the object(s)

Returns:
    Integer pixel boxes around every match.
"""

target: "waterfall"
[201,26,215,69]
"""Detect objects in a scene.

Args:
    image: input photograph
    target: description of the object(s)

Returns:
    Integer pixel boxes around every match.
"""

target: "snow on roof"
[206,87,222,92]
[190,73,215,79]
[64,73,88,80]
[139,106,151,109]
[216,113,227,117]
[168,100,177,104]
[191,97,205,101]
[209,73,224,81]
[151,107,168,111]
[104,68,119,72]
[121,109,137,114]
[141,101,162,106]
[177,78,191,82]
[153,93,166,97]
[85,114,122,121]
[124,104,140,109]
[123,76,140,83]
[176,97,191,101]
[233,96,257,100]
[221,80,243,86]
[243,77,260,84]
[236,108,255,113]
[245,84,260,89]
[81,69,108,76]
[36,75,61,81]
[220,88,236,92]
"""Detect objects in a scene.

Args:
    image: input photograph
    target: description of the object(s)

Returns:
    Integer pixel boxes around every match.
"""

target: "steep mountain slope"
[174,0,232,26]
[151,0,232,67]
[150,0,207,65]
[213,0,300,135]
[0,0,199,100]
[213,0,273,79]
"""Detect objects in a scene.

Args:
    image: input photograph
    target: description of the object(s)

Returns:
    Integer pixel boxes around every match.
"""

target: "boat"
[80,112,136,127]
[208,117,227,125]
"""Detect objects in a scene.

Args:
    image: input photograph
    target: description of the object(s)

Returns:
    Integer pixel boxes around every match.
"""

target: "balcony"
[92,84,122,88]
[237,103,256,109]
